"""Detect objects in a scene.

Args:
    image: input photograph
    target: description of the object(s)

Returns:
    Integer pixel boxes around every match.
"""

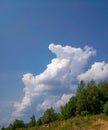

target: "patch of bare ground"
[89,119,108,130]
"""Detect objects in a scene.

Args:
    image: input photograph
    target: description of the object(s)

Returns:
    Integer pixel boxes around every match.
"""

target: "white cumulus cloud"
[78,61,108,82]
[11,43,96,121]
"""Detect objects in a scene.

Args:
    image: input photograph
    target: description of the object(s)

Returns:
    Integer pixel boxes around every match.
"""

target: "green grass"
[17,114,108,130]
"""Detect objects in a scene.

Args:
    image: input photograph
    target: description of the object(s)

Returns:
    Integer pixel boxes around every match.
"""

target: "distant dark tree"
[12,119,25,129]
[76,80,85,95]
[29,114,36,127]
[36,117,42,126]
[1,126,5,130]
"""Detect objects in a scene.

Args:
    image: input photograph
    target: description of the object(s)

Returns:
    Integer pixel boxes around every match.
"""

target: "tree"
[76,80,88,115]
[60,96,77,119]
[86,80,102,114]
[60,104,69,120]
[6,119,25,129]
[103,101,108,115]
[13,119,25,129]
[6,123,13,130]
[76,80,85,95]
[76,80,102,115]
[41,107,57,124]
[36,117,42,126]
[98,81,108,102]
[1,126,5,130]
[68,96,77,116]
[29,114,36,127]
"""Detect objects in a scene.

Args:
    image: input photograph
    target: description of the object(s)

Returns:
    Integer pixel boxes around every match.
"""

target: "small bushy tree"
[41,107,57,124]
[14,119,25,128]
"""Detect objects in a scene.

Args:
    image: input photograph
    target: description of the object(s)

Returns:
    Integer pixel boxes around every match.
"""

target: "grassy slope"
[18,114,108,130]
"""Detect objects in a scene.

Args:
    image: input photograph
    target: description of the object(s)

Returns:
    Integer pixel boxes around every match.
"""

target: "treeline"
[2,80,108,130]
[1,115,36,130]
[60,80,108,119]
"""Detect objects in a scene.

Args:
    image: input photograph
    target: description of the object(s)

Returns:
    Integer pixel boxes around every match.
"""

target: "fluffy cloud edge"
[77,61,108,82]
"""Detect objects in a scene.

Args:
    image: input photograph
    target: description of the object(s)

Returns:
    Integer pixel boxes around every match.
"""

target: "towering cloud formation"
[12,43,96,120]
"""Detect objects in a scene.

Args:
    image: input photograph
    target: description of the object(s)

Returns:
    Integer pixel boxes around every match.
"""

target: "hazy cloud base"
[11,43,108,122]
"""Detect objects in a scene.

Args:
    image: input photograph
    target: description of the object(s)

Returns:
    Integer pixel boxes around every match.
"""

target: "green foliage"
[29,115,36,127]
[80,111,89,116]
[6,119,25,130]
[76,83,87,115]
[98,81,108,102]
[103,101,108,115]
[60,96,77,119]
[41,107,57,124]
[36,117,42,126]
[76,80,105,115]
[1,126,5,130]
[59,80,108,120]
[60,104,69,120]
[86,81,101,114]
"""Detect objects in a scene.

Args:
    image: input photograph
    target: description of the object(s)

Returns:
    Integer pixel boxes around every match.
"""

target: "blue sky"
[0,0,108,126]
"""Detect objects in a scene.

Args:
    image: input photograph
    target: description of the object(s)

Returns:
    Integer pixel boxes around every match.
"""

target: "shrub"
[103,101,108,115]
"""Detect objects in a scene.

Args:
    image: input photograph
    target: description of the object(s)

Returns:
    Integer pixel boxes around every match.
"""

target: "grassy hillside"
[17,114,108,130]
